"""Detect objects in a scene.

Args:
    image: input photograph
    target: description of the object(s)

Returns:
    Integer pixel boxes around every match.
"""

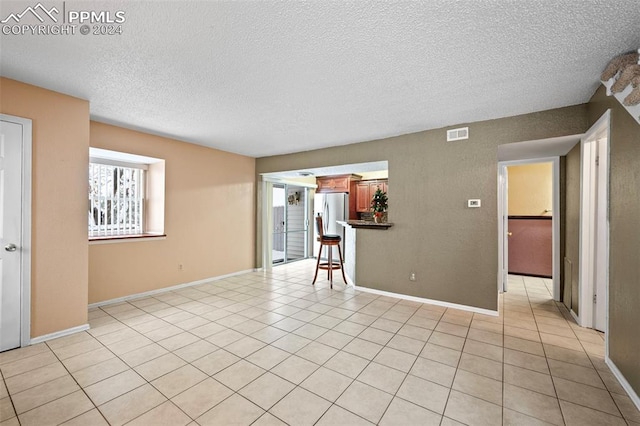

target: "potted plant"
[370,187,388,223]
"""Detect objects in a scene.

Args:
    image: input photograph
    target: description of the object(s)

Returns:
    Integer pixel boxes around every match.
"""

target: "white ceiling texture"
[1,1,639,158]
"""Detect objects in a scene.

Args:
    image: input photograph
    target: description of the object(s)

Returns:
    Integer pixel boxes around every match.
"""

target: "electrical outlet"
[178,263,183,271]
[410,273,416,281]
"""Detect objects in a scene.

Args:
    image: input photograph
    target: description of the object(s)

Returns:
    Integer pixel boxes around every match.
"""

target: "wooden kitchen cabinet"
[355,180,388,213]
[355,183,371,212]
[316,174,361,193]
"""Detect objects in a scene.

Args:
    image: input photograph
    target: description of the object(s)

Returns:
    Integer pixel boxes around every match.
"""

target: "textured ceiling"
[1,1,639,157]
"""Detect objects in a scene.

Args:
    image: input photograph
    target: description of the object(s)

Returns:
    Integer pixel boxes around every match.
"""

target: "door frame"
[1,113,32,348]
[578,110,611,333]
[498,157,560,300]
[497,165,509,293]
[272,183,287,265]
[260,176,317,270]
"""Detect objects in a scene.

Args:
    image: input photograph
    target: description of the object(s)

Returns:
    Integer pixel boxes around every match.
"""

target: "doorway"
[271,184,309,265]
[0,114,32,352]
[507,162,554,278]
[498,157,560,299]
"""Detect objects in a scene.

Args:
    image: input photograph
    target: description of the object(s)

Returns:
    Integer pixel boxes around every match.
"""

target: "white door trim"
[497,157,560,300]
[1,113,32,347]
[261,179,273,270]
[261,176,318,270]
[578,110,611,334]
[497,164,508,293]
[261,176,318,189]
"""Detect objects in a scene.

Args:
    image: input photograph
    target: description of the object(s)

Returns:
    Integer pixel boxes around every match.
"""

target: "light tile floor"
[1,260,639,425]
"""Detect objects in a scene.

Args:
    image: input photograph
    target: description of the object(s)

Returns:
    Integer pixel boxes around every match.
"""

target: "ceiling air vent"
[447,127,469,142]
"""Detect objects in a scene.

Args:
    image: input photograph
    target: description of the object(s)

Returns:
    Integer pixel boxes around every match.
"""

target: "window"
[89,160,146,237]
[88,148,165,241]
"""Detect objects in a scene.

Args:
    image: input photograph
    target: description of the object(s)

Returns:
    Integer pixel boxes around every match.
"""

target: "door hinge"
[595,156,599,166]
[593,294,597,304]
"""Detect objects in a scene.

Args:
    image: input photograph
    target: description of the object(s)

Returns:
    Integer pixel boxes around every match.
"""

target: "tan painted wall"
[89,122,256,303]
[563,143,581,314]
[507,163,553,216]
[0,78,89,337]
[588,86,640,395]
[256,105,589,311]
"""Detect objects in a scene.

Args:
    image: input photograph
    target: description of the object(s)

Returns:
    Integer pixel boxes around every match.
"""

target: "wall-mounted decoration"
[287,192,301,205]
[601,49,640,125]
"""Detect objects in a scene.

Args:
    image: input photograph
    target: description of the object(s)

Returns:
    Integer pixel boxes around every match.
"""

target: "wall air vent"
[447,127,469,142]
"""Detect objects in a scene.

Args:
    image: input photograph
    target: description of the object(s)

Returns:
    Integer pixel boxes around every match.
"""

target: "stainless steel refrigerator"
[313,192,348,259]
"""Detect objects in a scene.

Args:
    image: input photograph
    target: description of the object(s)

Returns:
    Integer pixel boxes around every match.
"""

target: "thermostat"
[468,199,481,208]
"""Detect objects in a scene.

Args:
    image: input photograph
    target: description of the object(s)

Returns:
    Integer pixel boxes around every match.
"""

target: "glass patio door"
[272,184,308,265]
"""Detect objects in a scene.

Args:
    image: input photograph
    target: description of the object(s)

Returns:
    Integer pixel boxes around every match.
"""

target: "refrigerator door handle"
[323,200,329,234]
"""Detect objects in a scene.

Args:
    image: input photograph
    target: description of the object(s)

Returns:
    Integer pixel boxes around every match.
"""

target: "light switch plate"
[468,199,481,208]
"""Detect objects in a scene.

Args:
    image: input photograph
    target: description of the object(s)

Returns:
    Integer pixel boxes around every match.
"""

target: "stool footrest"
[318,261,343,271]
[312,242,348,289]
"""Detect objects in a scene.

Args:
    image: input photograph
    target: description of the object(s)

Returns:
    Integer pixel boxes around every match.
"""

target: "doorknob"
[507,232,513,236]
[4,243,17,252]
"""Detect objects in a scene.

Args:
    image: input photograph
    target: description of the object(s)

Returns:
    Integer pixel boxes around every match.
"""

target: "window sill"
[89,233,166,245]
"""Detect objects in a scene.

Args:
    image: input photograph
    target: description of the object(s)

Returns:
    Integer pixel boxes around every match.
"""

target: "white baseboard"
[30,324,90,345]
[88,268,256,308]
[353,285,499,317]
[569,309,580,325]
[605,356,640,412]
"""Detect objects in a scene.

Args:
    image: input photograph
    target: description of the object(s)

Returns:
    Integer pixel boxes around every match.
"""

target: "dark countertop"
[338,220,393,229]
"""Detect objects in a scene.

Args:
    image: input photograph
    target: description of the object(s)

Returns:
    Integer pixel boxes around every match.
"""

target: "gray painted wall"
[256,105,588,311]
[588,86,640,396]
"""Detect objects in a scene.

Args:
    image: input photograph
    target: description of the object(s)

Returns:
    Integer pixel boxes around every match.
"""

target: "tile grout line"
[85,307,207,425]
[0,365,20,425]
[527,276,567,426]
[528,276,628,423]
[346,299,433,424]
[100,272,382,425]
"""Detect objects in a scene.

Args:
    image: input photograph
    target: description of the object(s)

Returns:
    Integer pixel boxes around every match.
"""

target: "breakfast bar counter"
[336,220,394,286]
[344,220,393,229]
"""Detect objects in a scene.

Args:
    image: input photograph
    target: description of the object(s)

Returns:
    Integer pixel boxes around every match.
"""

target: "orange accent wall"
[0,77,89,337]
[89,122,256,303]
[508,162,553,216]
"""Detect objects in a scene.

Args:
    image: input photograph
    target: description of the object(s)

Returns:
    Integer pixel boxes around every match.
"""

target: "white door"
[498,165,509,292]
[0,119,24,351]
[593,137,608,332]
[579,111,610,332]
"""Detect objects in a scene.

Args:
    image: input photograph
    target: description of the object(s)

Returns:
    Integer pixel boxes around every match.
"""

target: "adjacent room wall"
[89,122,256,303]
[256,105,589,311]
[0,78,89,337]
[507,162,553,216]
[588,86,640,396]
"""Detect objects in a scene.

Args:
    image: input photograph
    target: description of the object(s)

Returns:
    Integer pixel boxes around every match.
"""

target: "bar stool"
[312,215,347,288]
